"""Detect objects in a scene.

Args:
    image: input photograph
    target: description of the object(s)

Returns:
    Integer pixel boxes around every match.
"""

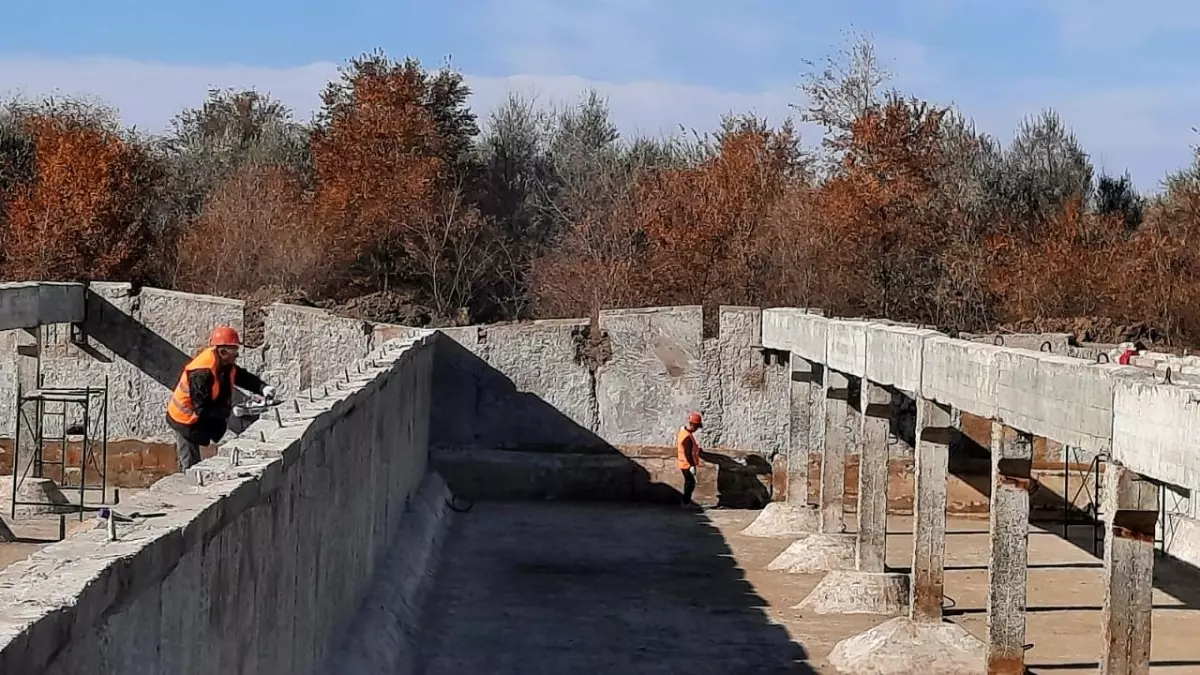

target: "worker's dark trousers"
[680,469,696,504]
[169,417,228,472]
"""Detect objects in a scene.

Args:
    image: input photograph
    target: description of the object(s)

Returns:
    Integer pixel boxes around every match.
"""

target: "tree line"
[2,37,1199,345]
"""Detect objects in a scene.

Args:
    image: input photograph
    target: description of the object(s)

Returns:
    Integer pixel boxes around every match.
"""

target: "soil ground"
[416,502,1200,674]
[0,486,143,572]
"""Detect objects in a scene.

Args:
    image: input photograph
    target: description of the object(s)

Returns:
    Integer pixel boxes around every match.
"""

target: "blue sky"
[2,0,1199,190]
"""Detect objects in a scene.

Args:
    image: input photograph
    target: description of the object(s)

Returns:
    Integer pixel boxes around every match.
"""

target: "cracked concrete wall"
[423,306,787,505]
[0,335,439,675]
[423,306,788,458]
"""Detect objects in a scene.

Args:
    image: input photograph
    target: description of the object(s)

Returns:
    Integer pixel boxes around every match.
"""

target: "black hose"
[446,495,474,513]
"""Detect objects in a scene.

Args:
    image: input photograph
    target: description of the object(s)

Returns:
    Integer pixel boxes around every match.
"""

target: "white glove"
[262,385,277,401]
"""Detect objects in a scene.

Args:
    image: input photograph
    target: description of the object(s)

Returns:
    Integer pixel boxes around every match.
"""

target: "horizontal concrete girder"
[0,282,86,330]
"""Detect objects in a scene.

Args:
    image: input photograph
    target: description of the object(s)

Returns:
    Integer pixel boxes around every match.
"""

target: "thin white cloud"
[0,55,1195,191]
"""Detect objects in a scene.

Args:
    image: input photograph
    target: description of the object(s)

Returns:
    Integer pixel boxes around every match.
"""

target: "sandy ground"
[416,502,1200,674]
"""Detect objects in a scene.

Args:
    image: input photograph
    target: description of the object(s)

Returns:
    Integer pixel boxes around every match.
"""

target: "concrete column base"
[795,570,909,615]
[741,502,818,538]
[0,476,74,516]
[828,616,986,675]
[766,532,856,573]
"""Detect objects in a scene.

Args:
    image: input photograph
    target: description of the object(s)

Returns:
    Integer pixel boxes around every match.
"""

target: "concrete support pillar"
[986,423,1033,674]
[856,380,892,572]
[794,380,910,616]
[1100,464,1159,675]
[765,365,857,572]
[742,356,820,538]
[821,370,853,534]
[911,397,953,623]
[824,396,984,672]
[787,358,817,504]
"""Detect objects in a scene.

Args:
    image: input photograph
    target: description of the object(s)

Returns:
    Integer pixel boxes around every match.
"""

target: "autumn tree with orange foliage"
[1,102,163,281]
[816,95,952,323]
[532,116,805,318]
[172,163,319,295]
[309,52,497,315]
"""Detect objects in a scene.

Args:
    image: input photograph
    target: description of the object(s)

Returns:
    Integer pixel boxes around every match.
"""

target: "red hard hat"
[688,412,703,425]
[209,326,241,347]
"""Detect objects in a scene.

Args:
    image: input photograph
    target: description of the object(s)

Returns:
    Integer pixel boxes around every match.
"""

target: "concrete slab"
[413,502,814,674]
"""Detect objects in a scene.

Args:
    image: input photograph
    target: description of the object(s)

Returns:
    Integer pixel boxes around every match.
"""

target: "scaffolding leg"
[11,381,20,520]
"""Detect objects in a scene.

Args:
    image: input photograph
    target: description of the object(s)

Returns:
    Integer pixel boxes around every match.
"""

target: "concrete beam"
[1111,377,1200,491]
[865,324,939,396]
[762,309,827,364]
[826,319,871,378]
[0,282,86,331]
[1100,464,1159,675]
[987,423,1033,674]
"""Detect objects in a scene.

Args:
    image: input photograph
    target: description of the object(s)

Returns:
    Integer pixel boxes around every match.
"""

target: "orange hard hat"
[687,412,703,425]
[209,326,241,347]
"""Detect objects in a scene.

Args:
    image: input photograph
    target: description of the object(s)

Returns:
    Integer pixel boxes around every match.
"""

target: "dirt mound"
[236,286,328,347]
[331,291,434,327]
[998,316,1165,346]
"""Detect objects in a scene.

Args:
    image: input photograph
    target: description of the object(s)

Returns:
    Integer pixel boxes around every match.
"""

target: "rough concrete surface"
[319,473,453,675]
[413,501,814,675]
[742,501,819,538]
[826,616,986,674]
[0,336,436,675]
[768,533,858,573]
[795,570,910,615]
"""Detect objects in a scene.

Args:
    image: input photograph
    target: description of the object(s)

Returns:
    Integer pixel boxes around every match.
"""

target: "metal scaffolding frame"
[1061,446,1106,556]
[10,378,109,521]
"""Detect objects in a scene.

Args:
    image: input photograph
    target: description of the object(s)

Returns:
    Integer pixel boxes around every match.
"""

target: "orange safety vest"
[166,347,236,426]
[676,427,701,470]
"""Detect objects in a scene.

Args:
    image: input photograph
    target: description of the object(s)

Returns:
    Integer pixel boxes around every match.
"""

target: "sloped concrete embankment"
[0,335,450,675]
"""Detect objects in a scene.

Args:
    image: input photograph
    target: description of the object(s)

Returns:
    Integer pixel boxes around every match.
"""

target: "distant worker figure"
[166,326,275,472]
[676,412,703,507]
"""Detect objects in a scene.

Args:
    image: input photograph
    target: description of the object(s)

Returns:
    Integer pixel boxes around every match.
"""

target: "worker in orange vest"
[676,412,704,507]
[165,326,274,472]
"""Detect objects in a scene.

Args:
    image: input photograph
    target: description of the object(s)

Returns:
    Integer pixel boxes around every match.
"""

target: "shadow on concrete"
[944,603,1191,617]
[700,450,772,509]
[85,291,189,389]
[428,336,759,507]
[85,290,258,438]
[942,561,1104,571]
[1029,660,1200,670]
[419,335,814,672]
[414,501,815,674]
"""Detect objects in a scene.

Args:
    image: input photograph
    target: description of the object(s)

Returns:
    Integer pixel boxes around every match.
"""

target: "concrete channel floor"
[413,502,1200,675]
